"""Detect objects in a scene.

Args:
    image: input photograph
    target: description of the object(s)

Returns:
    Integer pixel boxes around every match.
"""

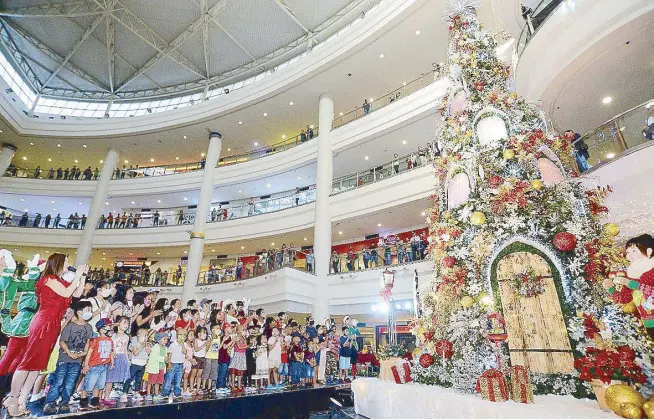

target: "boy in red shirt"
[80,318,115,409]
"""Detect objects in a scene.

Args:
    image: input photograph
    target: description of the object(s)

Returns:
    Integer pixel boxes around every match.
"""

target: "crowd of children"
[0,250,366,417]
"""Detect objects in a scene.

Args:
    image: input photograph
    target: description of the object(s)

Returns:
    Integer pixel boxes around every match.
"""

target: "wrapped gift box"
[391,359,412,384]
[509,365,534,404]
[475,369,509,402]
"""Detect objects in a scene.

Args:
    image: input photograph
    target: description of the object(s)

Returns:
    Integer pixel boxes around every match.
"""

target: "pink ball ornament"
[553,232,577,252]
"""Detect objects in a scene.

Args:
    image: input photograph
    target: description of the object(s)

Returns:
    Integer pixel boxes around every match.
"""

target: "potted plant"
[574,346,646,411]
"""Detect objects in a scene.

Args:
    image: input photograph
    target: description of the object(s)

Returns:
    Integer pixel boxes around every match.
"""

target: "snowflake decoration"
[441,0,482,20]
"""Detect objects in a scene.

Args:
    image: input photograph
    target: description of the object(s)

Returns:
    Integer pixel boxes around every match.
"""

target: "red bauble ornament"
[488,174,504,188]
[553,232,577,252]
[442,256,457,268]
[435,339,453,359]
[423,330,436,342]
[419,353,435,368]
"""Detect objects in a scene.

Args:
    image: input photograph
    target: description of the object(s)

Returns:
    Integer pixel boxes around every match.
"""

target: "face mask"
[309,321,315,326]
[144,299,151,307]
[100,288,111,298]
[103,329,113,337]
[163,304,170,311]
[183,315,191,322]
[81,312,93,321]
[62,271,76,283]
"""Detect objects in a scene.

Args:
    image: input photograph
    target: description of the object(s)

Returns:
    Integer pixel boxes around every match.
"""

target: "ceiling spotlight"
[102,257,106,260]
[379,54,385,58]
[338,231,343,235]
[150,158,155,162]
[175,157,180,160]
[602,96,612,104]
[57,144,61,147]
[20,199,25,202]
[29,142,34,146]
[297,176,301,180]
[421,211,426,217]
[309,125,314,129]
[74,159,78,163]
[402,140,407,145]
[50,200,55,204]
[183,135,187,139]
[377,223,382,227]
[201,153,205,157]
[82,144,87,148]
[22,156,27,160]
[238,190,242,193]
[78,202,82,205]
[47,158,52,162]
[415,30,421,35]
[241,246,245,250]
[102,252,106,255]
[289,102,294,106]
[281,134,286,139]
[100,160,103,163]
[606,153,616,159]
[183,197,188,201]
[369,98,374,102]
[267,184,271,187]
[364,156,369,160]
[184,251,188,254]
[263,112,268,117]
[157,252,161,255]
[238,121,242,125]
[303,237,307,241]
[131,201,135,204]
[271,242,275,246]
[254,142,258,146]
[105,201,109,205]
[124,160,128,164]
[339,112,343,116]
[227,148,231,152]
[157,199,161,203]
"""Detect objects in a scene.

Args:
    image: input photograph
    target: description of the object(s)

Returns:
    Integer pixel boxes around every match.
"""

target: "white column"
[75,148,119,266]
[312,93,334,322]
[182,132,222,304]
[0,143,17,178]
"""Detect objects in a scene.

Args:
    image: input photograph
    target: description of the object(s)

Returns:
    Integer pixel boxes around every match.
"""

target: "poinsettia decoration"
[574,346,647,385]
[509,269,545,298]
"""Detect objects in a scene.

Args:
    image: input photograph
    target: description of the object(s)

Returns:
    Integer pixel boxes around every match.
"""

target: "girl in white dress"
[252,334,269,388]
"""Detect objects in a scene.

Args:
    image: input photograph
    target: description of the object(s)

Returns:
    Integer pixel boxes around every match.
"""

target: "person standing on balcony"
[411,231,421,261]
[54,214,61,228]
[248,199,255,216]
[331,251,339,274]
[397,240,405,264]
[384,240,392,266]
[80,214,87,229]
[362,99,371,115]
[175,265,183,285]
[362,246,371,269]
[300,130,307,143]
[177,210,184,225]
[47,168,55,179]
[295,187,301,206]
[44,214,52,229]
[211,208,218,222]
[83,166,92,180]
[305,250,314,273]
[32,213,41,228]
[370,241,378,267]
[393,154,400,175]
[93,168,100,180]
[307,125,315,139]
[33,166,41,178]
[567,130,590,172]
[346,246,357,272]
[56,167,63,179]
[200,158,206,170]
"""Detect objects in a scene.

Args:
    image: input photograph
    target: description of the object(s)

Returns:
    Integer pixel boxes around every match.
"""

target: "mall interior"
[0,0,653,418]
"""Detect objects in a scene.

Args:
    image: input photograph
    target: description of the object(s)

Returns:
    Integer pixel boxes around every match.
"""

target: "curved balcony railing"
[0,148,435,230]
[573,99,654,174]
[516,0,565,57]
[3,68,439,181]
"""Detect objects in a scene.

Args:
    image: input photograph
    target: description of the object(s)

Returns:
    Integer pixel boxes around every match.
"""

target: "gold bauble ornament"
[622,302,637,314]
[603,223,620,237]
[460,296,474,308]
[470,211,486,226]
[530,179,544,190]
[606,384,646,415]
[643,401,654,419]
[620,403,644,419]
[412,348,423,360]
[503,149,515,160]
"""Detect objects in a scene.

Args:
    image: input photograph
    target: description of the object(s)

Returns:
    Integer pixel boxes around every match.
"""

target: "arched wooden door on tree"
[495,249,574,373]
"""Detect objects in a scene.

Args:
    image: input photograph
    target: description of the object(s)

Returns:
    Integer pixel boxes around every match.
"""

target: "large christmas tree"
[411,6,651,397]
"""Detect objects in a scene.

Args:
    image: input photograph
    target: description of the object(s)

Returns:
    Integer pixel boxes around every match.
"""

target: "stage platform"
[351,378,617,419]
[18,384,352,419]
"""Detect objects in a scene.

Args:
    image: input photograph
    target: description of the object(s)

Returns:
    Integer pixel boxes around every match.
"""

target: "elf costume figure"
[0,250,18,331]
[0,253,44,376]
[604,234,654,340]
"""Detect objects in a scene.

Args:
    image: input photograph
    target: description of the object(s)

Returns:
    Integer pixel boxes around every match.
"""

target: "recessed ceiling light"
[47,158,52,162]
[22,156,27,160]
[227,148,231,151]
[50,200,55,204]
[364,156,369,160]
[74,159,78,163]
[339,112,344,116]
[150,158,154,162]
[602,96,612,104]
[238,121,242,125]
[57,144,61,147]
[421,211,426,216]
[20,198,25,202]
[184,251,188,254]
[267,184,271,187]
[78,201,82,205]
[271,242,275,246]
[102,257,106,260]
[606,153,616,159]
[297,176,301,180]
[402,140,407,145]
[46,250,50,253]
[100,160,103,163]
[338,231,343,235]
[377,223,382,227]
[105,202,109,205]
[129,253,133,255]
[131,201,135,204]
[82,144,87,148]
[29,142,34,146]
[183,197,188,201]
[289,102,294,106]
[52,208,56,211]
[403,82,407,86]
[254,142,258,146]
[379,54,385,58]
[24,208,28,212]
[240,246,245,250]
[102,252,106,255]
[157,199,161,203]
[263,112,267,117]
[369,97,374,102]
[303,237,307,241]
[201,153,205,157]
[157,252,161,255]
[281,134,286,139]
[238,190,242,193]
[415,30,421,35]
[176,157,179,160]
[183,136,187,139]
[211,249,216,252]
[124,160,128,164]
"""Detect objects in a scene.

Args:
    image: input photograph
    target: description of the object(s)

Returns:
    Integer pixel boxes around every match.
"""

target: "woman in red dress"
[3,253,86,417]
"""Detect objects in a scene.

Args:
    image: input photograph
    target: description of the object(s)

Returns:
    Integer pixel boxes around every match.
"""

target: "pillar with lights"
[75,148,119,266]
[312,93,334,322]
[0,143,17,178]
[182,132,223,304]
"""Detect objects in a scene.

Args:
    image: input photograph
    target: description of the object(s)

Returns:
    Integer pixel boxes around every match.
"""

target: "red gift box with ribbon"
[391,360,412,384]
[475,369,509,402]
[508,365,534,404]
